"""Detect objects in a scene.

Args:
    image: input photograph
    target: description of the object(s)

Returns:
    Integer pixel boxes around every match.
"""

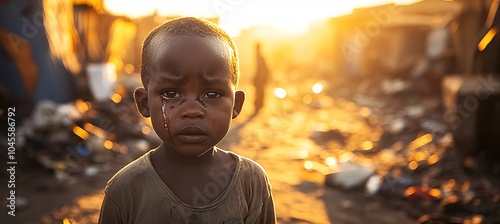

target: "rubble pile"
[14,82,160,183]
[295,77,500,223]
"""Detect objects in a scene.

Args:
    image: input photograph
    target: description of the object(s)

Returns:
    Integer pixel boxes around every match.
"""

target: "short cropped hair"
[140,17,240,87]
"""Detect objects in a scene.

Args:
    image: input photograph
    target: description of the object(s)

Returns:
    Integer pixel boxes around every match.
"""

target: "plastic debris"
[84,166,99,177]
[388,118,406,134]
[325,163,375,190]
[420,120,447,134]
[382,79,409,94]
[378,175,421,197]
[366,175,382,195]
[15,79,159,183]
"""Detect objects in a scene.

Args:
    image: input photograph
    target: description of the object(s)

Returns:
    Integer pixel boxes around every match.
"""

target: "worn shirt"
[98,149,276,224]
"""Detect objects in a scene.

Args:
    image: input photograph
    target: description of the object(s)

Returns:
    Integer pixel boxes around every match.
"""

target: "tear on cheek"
[161,97,168,130]
[161,97,174,139]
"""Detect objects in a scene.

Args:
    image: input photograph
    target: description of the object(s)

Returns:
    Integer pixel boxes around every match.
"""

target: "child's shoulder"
[225,150,270,181]
[226,150,273,197]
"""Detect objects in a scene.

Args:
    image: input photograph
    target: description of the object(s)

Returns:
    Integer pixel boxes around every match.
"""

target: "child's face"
[135,36,244,157]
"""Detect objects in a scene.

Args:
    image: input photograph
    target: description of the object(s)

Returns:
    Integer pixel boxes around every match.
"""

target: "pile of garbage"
[297,78,500,223]
[305,126,500,223]
[14,81,160,182]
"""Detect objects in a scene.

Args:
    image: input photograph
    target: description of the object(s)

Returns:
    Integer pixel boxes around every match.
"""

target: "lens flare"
[304,160,314,170]
[73,126,89,140]
[312,83,323,94]
[104,140,114,150]
[110,93,122,104]
[274,88,287,99]
[325,157,337,167]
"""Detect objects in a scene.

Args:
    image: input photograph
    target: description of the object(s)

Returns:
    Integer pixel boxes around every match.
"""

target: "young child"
[98,17,276,223]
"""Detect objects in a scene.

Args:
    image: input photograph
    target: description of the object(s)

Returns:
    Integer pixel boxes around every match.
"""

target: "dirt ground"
[1,80,499,224]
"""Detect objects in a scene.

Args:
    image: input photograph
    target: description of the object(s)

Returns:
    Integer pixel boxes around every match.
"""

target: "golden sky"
[103,0,423,36]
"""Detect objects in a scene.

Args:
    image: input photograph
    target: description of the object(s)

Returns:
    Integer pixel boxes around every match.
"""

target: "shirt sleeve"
[98,193,123,224]
[257,185,276,224]
[245,160,277,224]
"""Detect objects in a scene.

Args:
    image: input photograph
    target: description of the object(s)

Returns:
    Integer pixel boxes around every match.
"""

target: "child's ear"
[232,90,245,119]
[134,87,151,117]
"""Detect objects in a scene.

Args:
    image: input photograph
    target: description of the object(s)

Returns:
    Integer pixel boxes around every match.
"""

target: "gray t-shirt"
[98,149,276,224]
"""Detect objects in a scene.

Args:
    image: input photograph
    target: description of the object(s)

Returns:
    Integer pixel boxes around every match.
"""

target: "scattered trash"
[32,100,60,129]
[75,143,92,157]
[403,186,441,202]
[405,104,425,118]
[367,174,421,198]
[382,79,409,94]
[15,80,159,182]
[420,120,447,134]
[84,166,99,177]
[388,118,406,134]
[365,175,382,196]
[325,163,374,190]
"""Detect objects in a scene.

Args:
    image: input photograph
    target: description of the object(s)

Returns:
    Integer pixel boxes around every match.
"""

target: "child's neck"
[158,144,217,166]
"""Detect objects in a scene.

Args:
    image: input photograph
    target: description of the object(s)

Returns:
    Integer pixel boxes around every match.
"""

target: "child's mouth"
[176,126,208,143]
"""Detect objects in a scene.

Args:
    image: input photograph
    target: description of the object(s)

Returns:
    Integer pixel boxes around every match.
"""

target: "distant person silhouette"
[253,42,269,115]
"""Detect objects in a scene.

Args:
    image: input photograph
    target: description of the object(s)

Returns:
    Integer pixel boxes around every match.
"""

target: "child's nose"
[180,100,205,119]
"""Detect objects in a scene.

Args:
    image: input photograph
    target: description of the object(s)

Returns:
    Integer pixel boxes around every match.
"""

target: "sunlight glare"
[103,0,423,36]
[274,88,287,99]
[312,83,324,94]
[104,0,157,18]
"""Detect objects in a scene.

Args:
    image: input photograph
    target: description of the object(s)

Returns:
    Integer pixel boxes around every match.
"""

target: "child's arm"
[98,193,123,224]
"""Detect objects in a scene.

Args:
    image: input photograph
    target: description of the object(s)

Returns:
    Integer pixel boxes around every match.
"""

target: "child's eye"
[203,91,223,99]
[161,90,181,99]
